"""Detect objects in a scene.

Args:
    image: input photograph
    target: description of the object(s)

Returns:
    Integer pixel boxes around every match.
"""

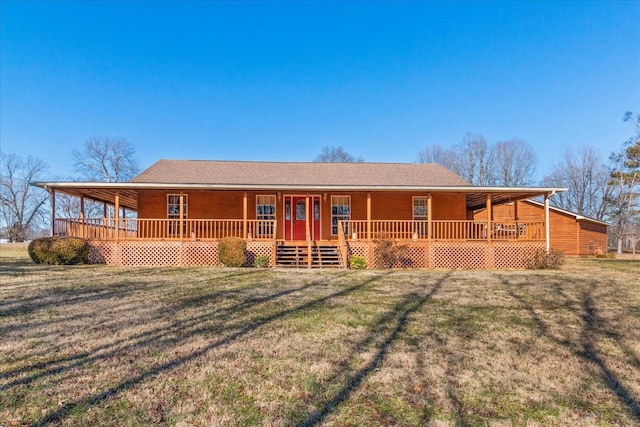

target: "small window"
[296,200,306,220]
[413,197,428,220]
[256,195,276,220]
[413,196,428,238]
[167,194,188,236]
[167,194,188,218]
[331,196,350,235]
[256,195,276,238]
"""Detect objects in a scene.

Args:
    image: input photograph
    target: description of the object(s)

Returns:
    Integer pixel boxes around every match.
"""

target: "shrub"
[254,254,270,268]
[374,238,407,269]
[28,237,90,265]
[218,237,247,267]
[527,248,565,270]
[349,255,367,270]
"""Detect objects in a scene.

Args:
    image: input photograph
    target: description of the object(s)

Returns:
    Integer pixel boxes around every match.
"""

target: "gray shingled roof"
[131,160,472,187]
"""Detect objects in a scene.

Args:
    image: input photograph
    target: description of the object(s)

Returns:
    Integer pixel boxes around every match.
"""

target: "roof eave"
[32,181,566,193]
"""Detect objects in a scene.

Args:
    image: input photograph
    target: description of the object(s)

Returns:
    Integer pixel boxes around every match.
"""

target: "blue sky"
[1,1,639,183]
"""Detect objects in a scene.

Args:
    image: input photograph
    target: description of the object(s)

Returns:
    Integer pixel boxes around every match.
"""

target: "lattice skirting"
[88,241,275,267]
[347,241,545,270]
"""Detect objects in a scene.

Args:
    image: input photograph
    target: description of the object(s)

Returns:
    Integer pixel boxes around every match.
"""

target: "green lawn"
[1,245,639,426]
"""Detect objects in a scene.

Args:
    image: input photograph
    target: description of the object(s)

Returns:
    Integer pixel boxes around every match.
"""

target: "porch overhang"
[31,181,567,212]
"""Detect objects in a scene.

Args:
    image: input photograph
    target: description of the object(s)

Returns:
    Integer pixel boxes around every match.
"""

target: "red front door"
[284,196,321,241]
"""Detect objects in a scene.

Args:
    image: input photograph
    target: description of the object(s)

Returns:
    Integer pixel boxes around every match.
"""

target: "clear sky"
[1,1,639,183]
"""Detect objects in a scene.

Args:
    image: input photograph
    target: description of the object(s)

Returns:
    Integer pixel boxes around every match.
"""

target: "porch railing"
[343,220,545,241]
[53,218,277,241]
[336,220,349,268]
[54,218,544,242]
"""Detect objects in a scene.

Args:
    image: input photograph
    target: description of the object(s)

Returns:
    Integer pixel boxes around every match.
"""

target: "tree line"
[313,111,640,252]
[1,136,140,241]
[2,112,639,252]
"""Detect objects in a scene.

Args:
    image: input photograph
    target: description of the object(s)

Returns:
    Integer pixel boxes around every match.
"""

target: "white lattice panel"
[347,241,372,267]
[430,242,489,269]
[119,241,181,266]
[493,241,544,269]
[87,240,543,269]
[180,241,221,266]
[394,242,429,268]
[88,241,118,265]
[246,241,276,267]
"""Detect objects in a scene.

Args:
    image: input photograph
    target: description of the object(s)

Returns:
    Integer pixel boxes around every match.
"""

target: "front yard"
[1,245,639,426]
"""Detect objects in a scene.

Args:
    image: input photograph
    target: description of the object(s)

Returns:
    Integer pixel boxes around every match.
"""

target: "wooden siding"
[475,200,607,256]
[579,221,608,255]
[137,190,468,241]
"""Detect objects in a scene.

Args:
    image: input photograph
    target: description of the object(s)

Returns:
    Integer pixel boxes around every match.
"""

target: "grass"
[1,243,639,426]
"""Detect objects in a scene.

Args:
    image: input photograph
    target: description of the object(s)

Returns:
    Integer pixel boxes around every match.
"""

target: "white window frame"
[256,195,276,221]
[167,194,188,219]
[256,195,276,238]
[331,195,351,236]
[412,196,428,221]
[413,196,428,238]
[167,194,188,237]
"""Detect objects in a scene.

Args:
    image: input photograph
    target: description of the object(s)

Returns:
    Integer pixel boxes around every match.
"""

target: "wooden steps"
[276,244,343,268]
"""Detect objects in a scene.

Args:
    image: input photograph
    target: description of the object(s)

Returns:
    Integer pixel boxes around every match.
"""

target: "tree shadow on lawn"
[505,276,640,421]
[20,271,381,426]
[1,270,333,387]
[292,272,448,426]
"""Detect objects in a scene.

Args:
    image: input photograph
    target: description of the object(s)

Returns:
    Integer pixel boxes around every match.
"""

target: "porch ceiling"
[47,187,138,211]
[465,191,548,211]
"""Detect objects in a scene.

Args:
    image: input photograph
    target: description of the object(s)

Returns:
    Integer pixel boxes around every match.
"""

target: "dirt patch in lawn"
[1,252,639,426]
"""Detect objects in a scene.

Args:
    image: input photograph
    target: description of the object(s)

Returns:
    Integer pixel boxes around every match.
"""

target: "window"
[167,194,188,218]
[413,197,428,220]
[167,194,188,236]
[331,196,350,235]
[296,200,306,220]
[256,195,276,220]
[256,195,276,237]
[413,196,428,238]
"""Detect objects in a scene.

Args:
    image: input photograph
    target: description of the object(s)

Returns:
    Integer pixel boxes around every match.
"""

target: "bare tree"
[55,187,103,220]
[417,144,460,173]
[73,136,140,182]
[543,146,612,220]
[491,139,537,186]
[454,133,494,185]
[314,146,364,162]
[0,153,49,241]
[608,111,640,253]
[418,134,538,186]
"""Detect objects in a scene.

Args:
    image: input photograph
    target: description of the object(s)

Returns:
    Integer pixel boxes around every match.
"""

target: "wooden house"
[474,199,608,256]
[34,160,570,269]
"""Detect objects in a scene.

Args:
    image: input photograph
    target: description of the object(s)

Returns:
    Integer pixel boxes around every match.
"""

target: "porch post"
[306,196,312,267]
[50,188,56,237]
[243,192,248,239]
[367,192,372,240]
[178,193,184,241]
[80,196,85,238]
[544,193,550,253]
[427,194,432,241]
[486,194,492,242]
[103,202,107,240]
[115,191,121,242]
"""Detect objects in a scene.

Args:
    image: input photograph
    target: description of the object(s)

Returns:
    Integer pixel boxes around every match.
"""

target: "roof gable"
[524,199,609,226]
[131,159,472,187]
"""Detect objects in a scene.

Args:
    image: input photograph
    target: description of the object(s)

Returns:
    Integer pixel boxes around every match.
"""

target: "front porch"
[53,217,546,269]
